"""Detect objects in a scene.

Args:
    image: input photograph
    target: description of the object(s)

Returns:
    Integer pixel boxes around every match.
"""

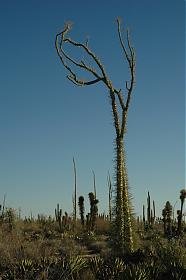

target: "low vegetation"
[0,190,185,279]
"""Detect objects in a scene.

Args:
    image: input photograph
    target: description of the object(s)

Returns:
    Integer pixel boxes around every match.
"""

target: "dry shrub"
[95,217,110,235]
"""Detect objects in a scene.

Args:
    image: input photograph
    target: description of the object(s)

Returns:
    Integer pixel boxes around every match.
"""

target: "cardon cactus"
[78,196,85,227]
[177,189,186,235]
[88,192,99,232]
[55,203,63,232]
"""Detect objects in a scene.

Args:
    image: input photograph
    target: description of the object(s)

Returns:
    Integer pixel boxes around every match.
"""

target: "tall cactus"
[162,201,172,236]
[177,189,186,234]
[88,192,99,231]
[143,192,156,230]
[55,203,63,232]
[55,18,135,254]
[166,201,172,235]
[147,191,151,226]
[78,196,85,227]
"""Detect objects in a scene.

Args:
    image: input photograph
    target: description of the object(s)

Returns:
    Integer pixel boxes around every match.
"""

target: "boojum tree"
[55,19,136,254]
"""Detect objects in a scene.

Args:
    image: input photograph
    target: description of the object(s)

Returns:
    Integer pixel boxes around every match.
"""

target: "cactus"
[166,202,172,235]
[88,192,99,232]
[78,192,99,232]
[147,191,151,226]
[55,203,63,232]
[78,196,85,227]
[177,189,186,235]
[143,192,156,230]
[162,201,172,236]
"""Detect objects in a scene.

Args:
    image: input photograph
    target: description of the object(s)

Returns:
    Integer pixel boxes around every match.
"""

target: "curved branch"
[64,37,109,84]
[67,75,103,86]
[55,26,109,87]
[55,21,135,138]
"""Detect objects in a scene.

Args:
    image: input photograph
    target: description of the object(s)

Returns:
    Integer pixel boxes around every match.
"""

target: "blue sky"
[0,0,185,218]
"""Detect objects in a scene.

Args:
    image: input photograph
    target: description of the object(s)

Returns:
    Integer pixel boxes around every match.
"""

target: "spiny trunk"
[55,21,136,255]
[115,136,133,253]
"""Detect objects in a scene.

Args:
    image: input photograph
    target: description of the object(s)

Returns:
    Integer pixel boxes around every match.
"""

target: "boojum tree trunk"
[114,135,133,253]
[55,18,136,254]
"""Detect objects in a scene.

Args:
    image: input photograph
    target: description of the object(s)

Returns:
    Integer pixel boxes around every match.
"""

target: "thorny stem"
[55,19,136,253]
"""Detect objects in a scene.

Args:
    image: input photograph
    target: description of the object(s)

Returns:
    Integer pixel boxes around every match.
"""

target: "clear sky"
[0,0,185,218]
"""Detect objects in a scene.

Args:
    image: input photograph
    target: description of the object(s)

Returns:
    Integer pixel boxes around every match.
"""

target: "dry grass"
[0,212,185,279]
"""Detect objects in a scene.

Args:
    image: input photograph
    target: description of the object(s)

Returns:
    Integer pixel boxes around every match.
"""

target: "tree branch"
[114,89,125,111]
[55,21,135,138]
[67,75,103,86]
[64,37,109,84]
[55,23,112,88]
[110,89,121,137]
[116,18,136,135]
[117,18,130,64]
